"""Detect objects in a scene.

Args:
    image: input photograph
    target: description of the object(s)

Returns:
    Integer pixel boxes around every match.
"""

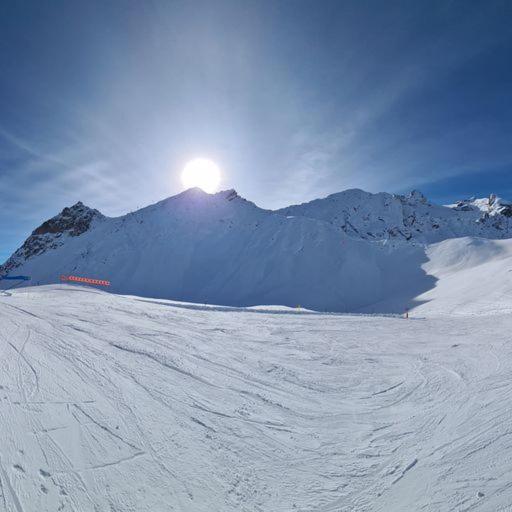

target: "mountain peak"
[183,186,208,195]
[405,190,427,204]
[1,201,104,275]
[32,202,103,237]
[217,189,238,201]
[159,187,243,205]
[277,187,512,243]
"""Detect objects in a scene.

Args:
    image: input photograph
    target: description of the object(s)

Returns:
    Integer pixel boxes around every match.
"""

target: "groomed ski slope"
[1,285,512,511]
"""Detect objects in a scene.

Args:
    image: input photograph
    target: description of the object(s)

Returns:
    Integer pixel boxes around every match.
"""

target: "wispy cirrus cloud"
[1,0,511,261]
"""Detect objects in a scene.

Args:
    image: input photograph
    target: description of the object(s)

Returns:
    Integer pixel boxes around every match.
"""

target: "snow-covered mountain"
[278,189,512,242]
[2,187,512,312]
[1,201,104,277]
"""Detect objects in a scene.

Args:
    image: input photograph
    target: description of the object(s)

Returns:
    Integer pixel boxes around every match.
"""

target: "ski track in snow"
[0,285,511,511]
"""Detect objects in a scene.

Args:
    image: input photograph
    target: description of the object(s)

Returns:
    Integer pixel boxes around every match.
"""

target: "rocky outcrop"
[277,189,512,244]
[0,202,103,275]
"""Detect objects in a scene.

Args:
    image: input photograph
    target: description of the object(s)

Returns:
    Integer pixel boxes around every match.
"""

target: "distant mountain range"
[2,188,512,312]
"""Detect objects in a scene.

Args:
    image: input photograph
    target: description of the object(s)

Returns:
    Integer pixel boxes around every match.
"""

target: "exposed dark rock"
[0,202,103,275]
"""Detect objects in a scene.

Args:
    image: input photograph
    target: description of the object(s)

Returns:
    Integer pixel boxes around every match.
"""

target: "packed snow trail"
[0,286,511,511]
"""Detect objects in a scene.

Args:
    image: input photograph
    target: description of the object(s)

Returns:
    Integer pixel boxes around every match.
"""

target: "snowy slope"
[1,285,512,511]
[352,236,512,315]
[412,237,512,316]
[277,189,512,243]
[0,189,435,312]
[2,187,512,313]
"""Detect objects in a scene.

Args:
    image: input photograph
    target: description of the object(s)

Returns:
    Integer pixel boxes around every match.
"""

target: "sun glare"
[181,158,221,194]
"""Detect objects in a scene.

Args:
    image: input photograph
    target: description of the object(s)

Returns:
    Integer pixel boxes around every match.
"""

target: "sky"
[1,0,511,261]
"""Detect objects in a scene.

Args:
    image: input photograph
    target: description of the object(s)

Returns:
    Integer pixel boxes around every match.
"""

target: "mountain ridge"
[2,187,512,313]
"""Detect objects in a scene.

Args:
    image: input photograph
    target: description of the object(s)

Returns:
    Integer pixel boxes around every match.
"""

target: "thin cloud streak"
[0,0,511,258]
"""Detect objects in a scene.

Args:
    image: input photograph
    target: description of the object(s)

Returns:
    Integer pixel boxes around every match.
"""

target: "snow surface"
[413,237,512,316]
[277,189,512,243]
[1,284,512,511]
[354,236,512,316]
[3,188,512,313]
[0,189,434,312]
[3,188,512,510]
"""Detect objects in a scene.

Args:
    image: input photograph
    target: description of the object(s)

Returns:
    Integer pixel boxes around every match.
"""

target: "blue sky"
[1,0,511,261]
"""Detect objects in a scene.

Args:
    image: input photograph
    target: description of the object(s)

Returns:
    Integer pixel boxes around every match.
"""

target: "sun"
[181,158,221,193]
